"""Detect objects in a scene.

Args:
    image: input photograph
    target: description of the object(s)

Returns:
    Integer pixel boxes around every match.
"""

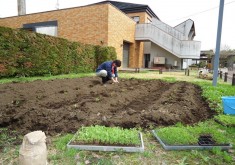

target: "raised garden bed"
[67,125,144,152]
[152,123,233,151]
[152,130,232,150]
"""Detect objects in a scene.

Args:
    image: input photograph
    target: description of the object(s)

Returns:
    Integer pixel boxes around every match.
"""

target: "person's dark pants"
[102,77,110,84]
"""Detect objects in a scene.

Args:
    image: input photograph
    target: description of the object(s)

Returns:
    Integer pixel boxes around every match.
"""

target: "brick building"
[0,0,201,69]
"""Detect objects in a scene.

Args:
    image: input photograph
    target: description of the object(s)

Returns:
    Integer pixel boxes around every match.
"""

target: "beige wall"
[127,12,152,23]
[126,12,152,67]
[130,41,144,68]
[107,5,137,67]
[0,5,109,46]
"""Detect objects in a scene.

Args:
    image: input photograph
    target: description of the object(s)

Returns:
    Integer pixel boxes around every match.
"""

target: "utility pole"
[55,0,60,10]
[212,0,224,86]
[17,0,26,15]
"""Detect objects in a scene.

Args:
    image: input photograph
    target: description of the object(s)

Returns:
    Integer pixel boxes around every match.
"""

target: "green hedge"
[94,46,117,69]
[0,26,116,77]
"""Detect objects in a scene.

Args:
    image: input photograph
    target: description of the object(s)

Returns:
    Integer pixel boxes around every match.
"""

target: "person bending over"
[96,60,121,84]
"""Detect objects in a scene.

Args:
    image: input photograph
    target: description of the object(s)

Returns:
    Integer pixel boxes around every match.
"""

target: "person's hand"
[114,77,119,83]
[111,77,119,83]
[111,78,117,83]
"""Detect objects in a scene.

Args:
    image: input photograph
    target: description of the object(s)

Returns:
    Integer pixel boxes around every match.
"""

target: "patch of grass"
[119,70,201,82]
[161,77,176,82]
[0,73,94,84]
[0,128,22,151]
[214,114,235,127]
[0,128,21,164]
[197,81,235,113]
[48,134,78,164]
[54,134,73,150]
[211,147,233,163]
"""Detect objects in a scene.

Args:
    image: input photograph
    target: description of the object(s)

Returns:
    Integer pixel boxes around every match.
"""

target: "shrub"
[0,26,116,77]
[94,46,117,69]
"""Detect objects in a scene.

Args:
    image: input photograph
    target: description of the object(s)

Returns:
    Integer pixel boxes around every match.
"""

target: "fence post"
[185,69,187,75]
[220,71,222,79]
[224,72,228,82]
[232,74,235,86]
[187,69,190,76]
[159,68,162,74]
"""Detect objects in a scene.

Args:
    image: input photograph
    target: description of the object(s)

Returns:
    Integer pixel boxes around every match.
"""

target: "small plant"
[211,147,233,163]
[72,125,140,146]
[0,128,21,150]
[178,156,189,165]
[0,128,21,164]
[95,97,100,102]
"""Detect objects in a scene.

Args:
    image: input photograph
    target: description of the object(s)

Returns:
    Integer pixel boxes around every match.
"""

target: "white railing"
[135,24,201,59]
[152,18,187,40]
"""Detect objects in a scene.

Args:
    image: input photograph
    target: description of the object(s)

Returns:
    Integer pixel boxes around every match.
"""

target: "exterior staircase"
[135,23,201,59]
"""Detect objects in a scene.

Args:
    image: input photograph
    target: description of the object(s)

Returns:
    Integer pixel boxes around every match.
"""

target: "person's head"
[113,60,121,67]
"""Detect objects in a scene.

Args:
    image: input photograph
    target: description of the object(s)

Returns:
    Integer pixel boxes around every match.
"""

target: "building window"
[132,16,140,23]
[35,26,57,36]
[23,21,58,37]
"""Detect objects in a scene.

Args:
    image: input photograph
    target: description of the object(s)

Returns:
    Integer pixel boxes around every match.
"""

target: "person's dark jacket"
[96,61,118,78]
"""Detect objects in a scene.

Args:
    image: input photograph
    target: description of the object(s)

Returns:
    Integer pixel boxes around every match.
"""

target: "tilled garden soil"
[0,77,215,136]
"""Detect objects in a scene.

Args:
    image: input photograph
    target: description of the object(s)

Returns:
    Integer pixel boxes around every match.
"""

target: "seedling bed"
[67,132,144,152]
[152,130,232,150]
[67,125,144,152]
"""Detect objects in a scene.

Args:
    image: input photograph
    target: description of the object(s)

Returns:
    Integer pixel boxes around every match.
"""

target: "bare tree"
[220,44,231,51]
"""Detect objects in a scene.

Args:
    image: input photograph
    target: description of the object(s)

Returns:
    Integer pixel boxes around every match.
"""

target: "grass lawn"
[0,70,234,165]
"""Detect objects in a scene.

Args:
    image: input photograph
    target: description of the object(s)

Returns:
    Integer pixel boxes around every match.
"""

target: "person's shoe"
[102,77,106,84]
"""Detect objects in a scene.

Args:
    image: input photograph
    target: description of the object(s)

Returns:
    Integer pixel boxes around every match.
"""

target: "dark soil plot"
[0,77,215,136]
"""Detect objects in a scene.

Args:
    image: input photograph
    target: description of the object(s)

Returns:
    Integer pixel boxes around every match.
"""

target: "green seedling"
[73,125,140,146]
[95,97,100,102]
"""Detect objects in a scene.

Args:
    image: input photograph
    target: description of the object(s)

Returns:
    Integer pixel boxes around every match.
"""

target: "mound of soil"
[0,77,214,135]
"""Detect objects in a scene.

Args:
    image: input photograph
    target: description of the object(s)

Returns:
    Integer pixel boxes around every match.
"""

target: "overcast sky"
[0,0,235,50]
